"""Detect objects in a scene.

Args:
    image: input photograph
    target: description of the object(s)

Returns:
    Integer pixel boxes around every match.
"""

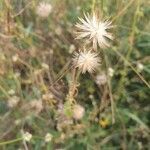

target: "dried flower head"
[73,104,85,120]
[29,100,43,115]
[95,73,107,85]
[76,13,113,50]
[72,50,101,73]
[45,133,53,142]
[36,2,52,18]
[8,89,15,95]
[7,96,20,108]
[22,132,32,142]
[108,67,114,77]
[137,63,144,71]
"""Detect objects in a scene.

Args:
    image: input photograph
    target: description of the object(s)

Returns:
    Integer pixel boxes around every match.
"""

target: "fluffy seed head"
[72,50,101,73]
[36,2,52,18]
[22,132,32,142]
[76,13,113,50]
[7,96,20,108]
[45,133,53,142]
[108,67,114,77]
[137,63,144,71]
[95,73,107,85]
[73,104,85,120]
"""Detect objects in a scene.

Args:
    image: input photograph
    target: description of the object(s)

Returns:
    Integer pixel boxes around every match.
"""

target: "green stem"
[116,0,142,95]
[104,52,115,124]
[112,48,150,88]
[0,138,22,146]
[92,0,96,12]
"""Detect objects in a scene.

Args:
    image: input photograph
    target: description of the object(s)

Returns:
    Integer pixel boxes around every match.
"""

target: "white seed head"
[137,63,144,71]
[7,96,20,108]
[73,104,85,120]
[108,67,114,77]
[76,13,113,50]
[36,2,52,18]
[95,73,107,85]
[29,100,43,114]
[72,50,101,73]
[45,133,53,142]
[8,89,15,95]
[41,63,49,70]
[12,54,19,62]
[22,132,32,142]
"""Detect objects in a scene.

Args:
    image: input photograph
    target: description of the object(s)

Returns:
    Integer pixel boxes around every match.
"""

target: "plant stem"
[0,138,22,146]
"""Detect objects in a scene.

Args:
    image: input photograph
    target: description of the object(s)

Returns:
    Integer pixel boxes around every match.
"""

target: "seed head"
[95,73,107,85]
[22,132,32,142]
[45,133,53,143]
[36,2,52,18]
[76,13,113,50]
[73,104,85,120]
[72,50,101,73]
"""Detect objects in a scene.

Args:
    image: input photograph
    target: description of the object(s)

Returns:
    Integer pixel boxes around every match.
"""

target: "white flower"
[137,63,144,71]
[12,54,19,62]
[22,132,32,142]
[36,2,52,18]
[45,133,53,142]
[29,100,43,115]
[76,13,113,50]
[7,96,20,108]
[95,73,107,85]
[72,50,101,73]
[41,63,49,70]
[8,89,15,95]
[73,104,85,120]
[108,67,114,77]
[42,93,54,100]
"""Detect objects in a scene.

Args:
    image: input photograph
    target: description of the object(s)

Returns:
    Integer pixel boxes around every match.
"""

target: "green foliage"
[0,0,149,149]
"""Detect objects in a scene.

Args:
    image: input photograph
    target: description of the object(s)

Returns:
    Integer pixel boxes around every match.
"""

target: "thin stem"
[0,85,10,99]
[112,48,150,88]
[0,138,22,146]
[112,0,135,22]
[104,53,115,124]
[116,0,141,96]
[92,0,96,12]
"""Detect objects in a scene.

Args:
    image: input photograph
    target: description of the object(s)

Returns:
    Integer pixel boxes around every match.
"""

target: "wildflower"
[22,132,32,142]
[89,94,94,99]
[36,2,52,18]
[108,67,114,77]
[45,133,53,142]
[73,104,85,120]
[7,96,20,108]
[8,89,15,95]
[14,119,21,125]
[76,13,113,50]
[28,100,43,115]
[14,72,21,78]
[42,93,54,100]
[41,63,49,70]
[95,73,107,85]
[137,63,144,71]
[99,118,109,128]
[12,54,19,62]
[72,50,101,73]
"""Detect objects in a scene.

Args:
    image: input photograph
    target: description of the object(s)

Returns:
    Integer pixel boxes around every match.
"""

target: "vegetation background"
[0,0,149,149]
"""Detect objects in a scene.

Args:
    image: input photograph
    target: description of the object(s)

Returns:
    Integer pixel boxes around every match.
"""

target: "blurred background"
[0,0,149,149]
